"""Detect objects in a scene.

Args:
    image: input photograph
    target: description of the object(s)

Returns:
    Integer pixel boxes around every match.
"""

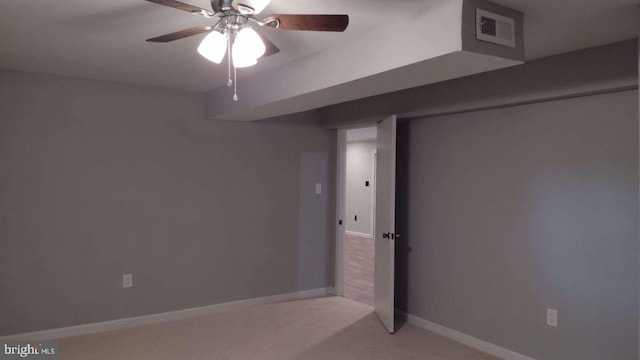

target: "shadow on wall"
[395,120,411,316]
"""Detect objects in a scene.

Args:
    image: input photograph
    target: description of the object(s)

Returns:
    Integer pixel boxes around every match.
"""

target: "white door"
[374,115,397,333]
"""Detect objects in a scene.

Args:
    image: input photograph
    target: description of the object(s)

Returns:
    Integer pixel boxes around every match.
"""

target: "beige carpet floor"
[59,296,497,360]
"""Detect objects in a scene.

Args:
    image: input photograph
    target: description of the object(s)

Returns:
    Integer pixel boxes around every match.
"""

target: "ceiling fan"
[145,0,349,101]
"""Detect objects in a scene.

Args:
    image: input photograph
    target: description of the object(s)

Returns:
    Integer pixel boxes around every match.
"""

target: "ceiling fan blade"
[256,32,280,57]
[263,14,349,32]
[145,0,214,17]
[146,26,212,43]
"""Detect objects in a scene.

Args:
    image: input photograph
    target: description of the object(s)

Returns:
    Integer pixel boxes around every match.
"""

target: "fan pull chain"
[233,64,238,101]
[226,32,232,87]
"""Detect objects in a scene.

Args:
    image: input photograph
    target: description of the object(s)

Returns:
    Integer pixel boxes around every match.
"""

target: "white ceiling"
[495,0,638,59]
[0,0,432,92]
[0,0,637,93]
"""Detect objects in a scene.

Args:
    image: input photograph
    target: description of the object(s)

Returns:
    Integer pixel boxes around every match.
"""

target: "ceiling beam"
[205,0,524,122]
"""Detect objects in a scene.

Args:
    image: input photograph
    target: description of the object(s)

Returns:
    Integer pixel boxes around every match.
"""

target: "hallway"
[343,233,375,306]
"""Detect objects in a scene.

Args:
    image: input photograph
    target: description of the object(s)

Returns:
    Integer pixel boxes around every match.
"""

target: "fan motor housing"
[212,0,234,13]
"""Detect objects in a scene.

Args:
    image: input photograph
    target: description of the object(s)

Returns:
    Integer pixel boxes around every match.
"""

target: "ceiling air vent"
[476,8,516,48]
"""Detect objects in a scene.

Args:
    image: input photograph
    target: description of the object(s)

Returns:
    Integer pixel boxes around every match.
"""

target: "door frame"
[335,128,347,297]
[334,124,379,297]
[370,149,377,238]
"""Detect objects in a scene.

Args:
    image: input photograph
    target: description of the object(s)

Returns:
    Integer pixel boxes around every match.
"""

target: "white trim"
[336,125,378,297]
[0,287,334,342]
[345,230,373,239]
[370,149,377,239]
[637,37,640,360]
[398,311,536,360]
[335,129,347,297]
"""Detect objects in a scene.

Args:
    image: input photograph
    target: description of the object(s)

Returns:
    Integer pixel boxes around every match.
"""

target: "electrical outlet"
[315,183,322,194]
[546,308,558,327]
[123,273,133,288]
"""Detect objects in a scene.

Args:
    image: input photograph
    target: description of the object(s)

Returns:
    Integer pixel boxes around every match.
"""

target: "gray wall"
[0,70,334,336]
[320,40,638,128]
[297,152,332,290]
[396,90,638,360]
[313,40,638,359]
[345,141,376,235]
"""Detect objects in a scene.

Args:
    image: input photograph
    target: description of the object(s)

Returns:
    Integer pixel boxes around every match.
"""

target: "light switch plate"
[123,273,133,288]
[315,183,322,195]
[546,308,558,327]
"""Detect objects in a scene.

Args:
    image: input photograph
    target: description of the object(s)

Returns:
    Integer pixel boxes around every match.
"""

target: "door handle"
[382,233,400,240]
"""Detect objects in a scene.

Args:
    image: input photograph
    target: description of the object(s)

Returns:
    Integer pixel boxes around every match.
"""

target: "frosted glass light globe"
[197,30,227,64]
[231,27,265,67]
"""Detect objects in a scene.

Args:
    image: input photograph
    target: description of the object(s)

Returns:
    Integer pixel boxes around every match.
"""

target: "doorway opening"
[342,126,377,306]
[335,115,397,332]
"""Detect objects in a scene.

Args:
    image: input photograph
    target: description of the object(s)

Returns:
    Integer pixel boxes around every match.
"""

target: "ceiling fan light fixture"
[197,30,227,64]
[231,27,265,68]
[236,27,266,59]
[145,0,349,100]
[232,46,258,68]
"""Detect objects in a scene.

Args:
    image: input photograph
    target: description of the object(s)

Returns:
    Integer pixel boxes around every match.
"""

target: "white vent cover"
[476,8,516,48]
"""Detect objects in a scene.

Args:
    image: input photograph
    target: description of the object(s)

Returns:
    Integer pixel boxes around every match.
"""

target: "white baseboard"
[398,311,535,360]
[0,287,334,342]
[345,230,372,238]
